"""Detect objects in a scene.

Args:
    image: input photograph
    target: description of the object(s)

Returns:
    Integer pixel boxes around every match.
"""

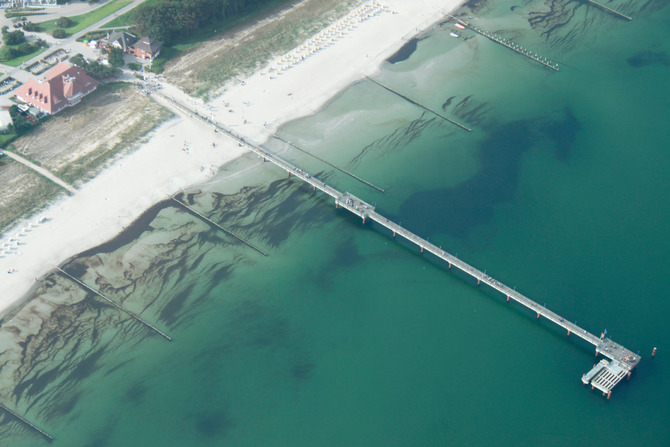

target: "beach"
[1,0,669,444]
[0,0,464,317]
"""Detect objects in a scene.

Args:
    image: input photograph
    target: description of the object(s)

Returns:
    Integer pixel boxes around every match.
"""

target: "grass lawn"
[5,11,47,19]
[0,133,17,148]
[0,45,48,66]
[0,166,63,232]
[38,0,133,36]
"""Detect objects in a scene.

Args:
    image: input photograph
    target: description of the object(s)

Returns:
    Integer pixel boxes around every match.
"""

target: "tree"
[66,54,120,80]
[22,22,40,32]
[3,47,18,59]
[17,42,33,56]
[52,29,67,39]
[85,61,120,79]
[68,53,86,67]
[131,0,267,44]
[106,46,124,67]
[3,30,25,45]
[132,1,181,43]
[9,105,33,133]
[56,17,74,28]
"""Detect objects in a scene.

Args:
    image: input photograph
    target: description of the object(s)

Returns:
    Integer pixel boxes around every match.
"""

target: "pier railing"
[147,84,641,397]
[446,14,560,71]
[247,143,641,398]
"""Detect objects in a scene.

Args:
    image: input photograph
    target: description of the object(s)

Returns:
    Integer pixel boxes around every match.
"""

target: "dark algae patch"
[627,50,670,67]
[396,111,580,238]
[387,38,420,64]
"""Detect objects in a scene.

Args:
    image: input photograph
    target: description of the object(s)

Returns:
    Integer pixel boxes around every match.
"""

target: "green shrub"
[22,22,40,32]
[56,16,74,28]
[52,28,66,38]
[3,30,25,45]
[68,53,86,67]
[106,46,124,67]
[17,42,32,54]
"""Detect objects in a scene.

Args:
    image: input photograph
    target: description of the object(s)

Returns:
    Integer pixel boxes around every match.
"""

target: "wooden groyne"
[365,76,472,132]
[273,135,385,193]
[171,197,268,257]
[149,90,384,193]
[0,403,54,441]
[56,268,172,341]
[586,0,632,21]
[447,15,560,71]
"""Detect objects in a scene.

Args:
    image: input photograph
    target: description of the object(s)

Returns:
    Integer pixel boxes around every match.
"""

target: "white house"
[0,109,13,132]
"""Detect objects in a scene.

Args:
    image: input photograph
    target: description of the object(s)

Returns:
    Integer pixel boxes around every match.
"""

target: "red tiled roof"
[15,62,100,114]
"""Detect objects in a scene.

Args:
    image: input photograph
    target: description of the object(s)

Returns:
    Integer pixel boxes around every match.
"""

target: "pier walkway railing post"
[245,141,641,398]
[148,76,641,398]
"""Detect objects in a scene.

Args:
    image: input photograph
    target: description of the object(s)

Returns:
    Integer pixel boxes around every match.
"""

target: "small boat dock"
[446,14,560,71]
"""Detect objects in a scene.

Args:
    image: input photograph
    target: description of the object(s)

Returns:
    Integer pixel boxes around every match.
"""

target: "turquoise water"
[2,0,669,445]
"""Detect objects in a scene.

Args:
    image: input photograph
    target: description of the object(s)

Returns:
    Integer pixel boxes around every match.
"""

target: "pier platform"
[150,86,642,398]
[247,145,641,398]
[583,358,630,399]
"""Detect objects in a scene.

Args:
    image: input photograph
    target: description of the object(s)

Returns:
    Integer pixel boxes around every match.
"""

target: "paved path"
[0,149,77,194]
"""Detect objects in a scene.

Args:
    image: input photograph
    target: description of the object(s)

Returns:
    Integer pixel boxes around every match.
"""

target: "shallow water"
[1,0,669,445]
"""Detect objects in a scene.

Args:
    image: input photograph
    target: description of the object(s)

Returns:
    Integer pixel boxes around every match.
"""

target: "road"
[0,0,149,105]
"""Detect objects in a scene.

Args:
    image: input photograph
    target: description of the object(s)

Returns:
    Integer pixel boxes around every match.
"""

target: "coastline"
[0,0,465,318]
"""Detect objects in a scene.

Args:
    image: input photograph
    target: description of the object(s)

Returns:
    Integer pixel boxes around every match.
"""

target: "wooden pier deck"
[56,268,172,341]
[446,15,560,72]
[249,145,641,396]
[148,87,641,396]
[0,403,53,441]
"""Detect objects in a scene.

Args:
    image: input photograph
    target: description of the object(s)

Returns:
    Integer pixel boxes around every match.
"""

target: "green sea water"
[1,0,669,445]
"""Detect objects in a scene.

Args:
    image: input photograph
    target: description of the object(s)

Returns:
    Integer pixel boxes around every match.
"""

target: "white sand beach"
[0,0,464,316]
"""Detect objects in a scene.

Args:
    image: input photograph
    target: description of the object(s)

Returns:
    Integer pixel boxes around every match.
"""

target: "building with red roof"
[14,62,100,115]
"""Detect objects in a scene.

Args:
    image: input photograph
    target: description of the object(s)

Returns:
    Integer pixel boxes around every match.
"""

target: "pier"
[148,86,641,397]
[365,76,472,132]
[0,403,53,441]
[447,15,560,71]
[171,197,268,256]
[248,144,641,397]
[272,135,385,192]
[585,0,632,21]
[56,267,172,341]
